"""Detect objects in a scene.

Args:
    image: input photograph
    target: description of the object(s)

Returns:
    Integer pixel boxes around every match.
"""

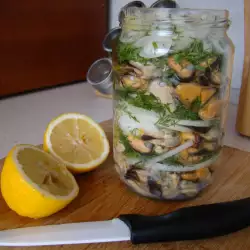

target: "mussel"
[181,168,212,182]
[201,127,221,142]
[175,83,218,109]
[199,57,217,69]
[121,75,147,90]
[203,142,219,152]
[148,177,162,197]
[201,87,217,105]
[167,57,195,82]
[128,135,154,154]
[199,99,224,120]
[141,130,165,140]
[196,57,222,87]
[161,173,180,199]
[186,126,211,134]
[211,70,221,86]
[175,83,202,108]
[126,179,155,198]
[179,154,203,164]
[125,166,141,182]
[129,61,162,79]
[180,180,199,197]
[179,131,217,164]
[181,132,201,148]
[147,129,181,149]
[195,71,211,87]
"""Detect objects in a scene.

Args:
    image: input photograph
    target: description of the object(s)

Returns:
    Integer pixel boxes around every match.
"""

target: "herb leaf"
[117,86,170,114]
[152,41,158,49]
[171,38,221,68]
[156,103,201,127]
[117,101,139,123]
[117,42,148,64]
[161,155,183,166]
[118,128,141,158]
[190,96,202,112]
[173,103,200,120]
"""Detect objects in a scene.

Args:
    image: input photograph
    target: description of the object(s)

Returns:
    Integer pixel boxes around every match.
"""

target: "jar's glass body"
[113,8,234,200]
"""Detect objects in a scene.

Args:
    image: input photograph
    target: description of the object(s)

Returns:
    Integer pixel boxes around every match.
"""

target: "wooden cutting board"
[0,120,250,250]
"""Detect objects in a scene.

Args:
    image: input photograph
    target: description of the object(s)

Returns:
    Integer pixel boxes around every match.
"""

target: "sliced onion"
[176,120,212,127]
[140,42,172,59]
[146,154,219,172]
[134,35,172,59]
[126,104,159,123]
[158,124,193,132]
[135,35,172,48]
[144,140,194,168]
[118,105,160,135]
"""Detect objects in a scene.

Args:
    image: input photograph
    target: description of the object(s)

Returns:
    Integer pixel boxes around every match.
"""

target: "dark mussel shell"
[197,57,222,86]
[124,166,141,182]
[150,0,179,8]
[141,134,156,141]
[196,70,211,86]
[210,56,223,70]
[169,73,195,86]
[187,126,212,134]
[189,148,221,157]
[118,1,146,25]
[148,177,162,197]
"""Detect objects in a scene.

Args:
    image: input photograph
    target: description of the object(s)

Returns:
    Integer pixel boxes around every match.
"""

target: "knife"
[1,197,250,246]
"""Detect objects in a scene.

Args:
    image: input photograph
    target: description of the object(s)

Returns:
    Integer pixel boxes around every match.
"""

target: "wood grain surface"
[0,120,250,250]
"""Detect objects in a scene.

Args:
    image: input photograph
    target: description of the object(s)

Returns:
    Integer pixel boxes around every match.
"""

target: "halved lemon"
[1,144,79,219]
[43,113,110,173]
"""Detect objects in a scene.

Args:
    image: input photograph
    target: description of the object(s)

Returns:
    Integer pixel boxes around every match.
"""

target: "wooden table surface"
[0,120,250,250]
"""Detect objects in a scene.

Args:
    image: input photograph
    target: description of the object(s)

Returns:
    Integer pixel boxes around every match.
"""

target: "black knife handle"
[119,198,250,244]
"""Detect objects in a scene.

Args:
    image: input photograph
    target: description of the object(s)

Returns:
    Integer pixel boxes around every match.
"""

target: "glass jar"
[112,8,234,200]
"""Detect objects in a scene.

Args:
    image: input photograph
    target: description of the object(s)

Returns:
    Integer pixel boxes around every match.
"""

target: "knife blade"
[1,197,250,246]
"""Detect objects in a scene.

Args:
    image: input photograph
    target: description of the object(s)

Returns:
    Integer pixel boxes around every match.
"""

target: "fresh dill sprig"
[156,113,178,127]
[116,86,170,114]
[171,38,222,67]
[115,86,138,99]
[117,102,139,123]
[128,92,171,114]
[198,152,220,163]
[162,68,176,82]
[173,103,200,120]
[161,155,183,166]
[190,96,202,112]
[150,57,169,69]
[117,42,149,64]
[156,103,201,127]
[118,128,141,158]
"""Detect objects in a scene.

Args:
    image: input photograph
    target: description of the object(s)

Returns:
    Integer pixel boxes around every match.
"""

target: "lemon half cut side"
[44,113,110,173]
[1,144,79,219]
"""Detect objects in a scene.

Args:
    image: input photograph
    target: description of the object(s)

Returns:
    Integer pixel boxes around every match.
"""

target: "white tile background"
[109,0,245,104]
